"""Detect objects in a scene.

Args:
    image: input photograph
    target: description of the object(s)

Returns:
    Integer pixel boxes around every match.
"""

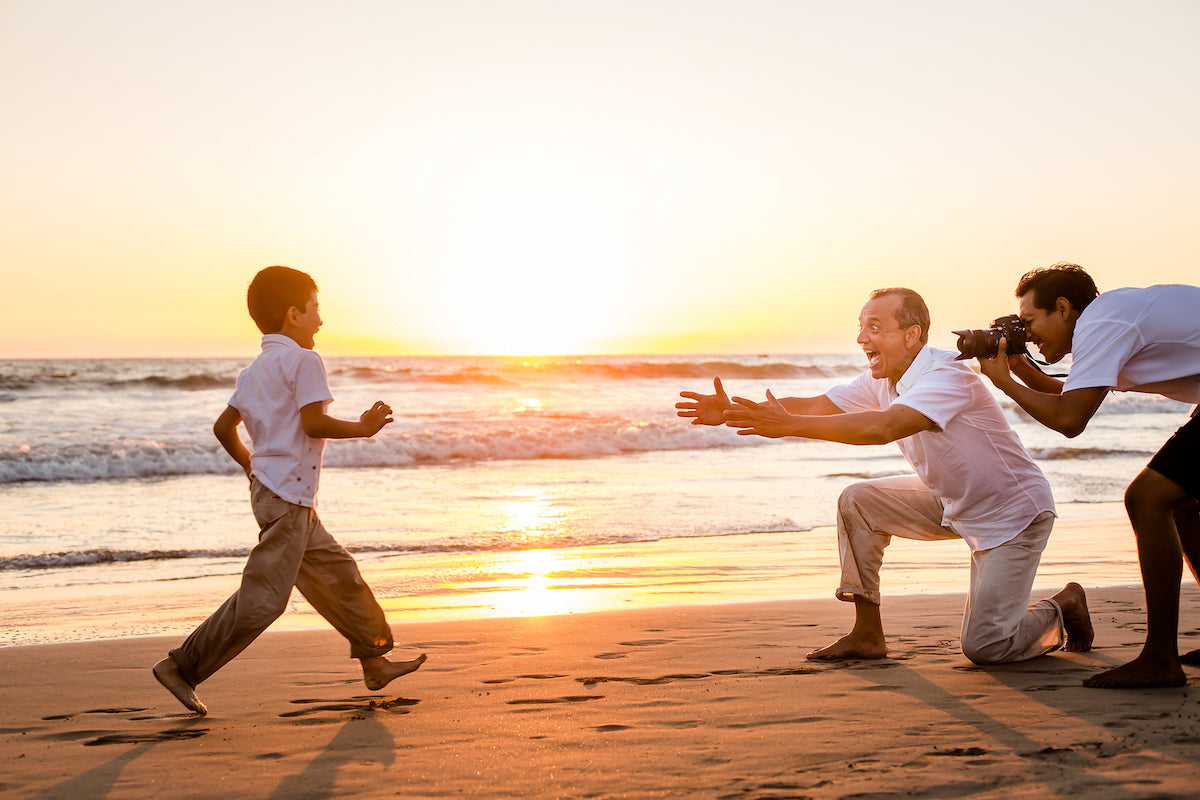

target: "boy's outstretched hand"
[676,377,732,426]
[360,401,394,436]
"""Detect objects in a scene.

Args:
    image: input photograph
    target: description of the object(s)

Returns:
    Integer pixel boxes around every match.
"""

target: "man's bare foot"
[361,653,427,691]
[1181,649,1200,666]
[1083,653,1187,689]
[806,632,888,661]
[1052,582,1094,652]
[152,657,207,716]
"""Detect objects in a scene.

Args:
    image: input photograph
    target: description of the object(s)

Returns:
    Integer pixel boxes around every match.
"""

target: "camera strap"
[1023,355,1067,379]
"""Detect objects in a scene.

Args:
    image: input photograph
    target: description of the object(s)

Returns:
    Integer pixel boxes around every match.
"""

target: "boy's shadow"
[31,718,209,800]
[268,698,418,800]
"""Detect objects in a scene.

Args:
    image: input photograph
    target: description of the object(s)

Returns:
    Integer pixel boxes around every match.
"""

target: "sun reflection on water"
[486,490,588,616]
[515,397,543,413]
[499,489,564,541]
[490,548,587,617]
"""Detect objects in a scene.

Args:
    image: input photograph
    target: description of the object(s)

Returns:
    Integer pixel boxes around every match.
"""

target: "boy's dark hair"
[247,266,318,334]
[869,287,930,343]
[1015,262,1098,313]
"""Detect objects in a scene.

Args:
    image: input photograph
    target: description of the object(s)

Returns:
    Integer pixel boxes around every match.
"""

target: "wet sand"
[4,584,1200,799]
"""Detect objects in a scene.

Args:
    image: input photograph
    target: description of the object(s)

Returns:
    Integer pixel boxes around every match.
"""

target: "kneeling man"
[678,288,1092,663]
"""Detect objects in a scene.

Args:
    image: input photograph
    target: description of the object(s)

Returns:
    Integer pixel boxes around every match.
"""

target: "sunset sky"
[4,1,1199,358]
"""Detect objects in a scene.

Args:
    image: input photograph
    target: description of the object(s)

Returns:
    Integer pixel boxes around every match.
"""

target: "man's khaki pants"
[835,475,1063,664]
[171,478,393,686]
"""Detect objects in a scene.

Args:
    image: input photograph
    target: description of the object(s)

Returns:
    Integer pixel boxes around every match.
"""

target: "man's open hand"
[676,377,733,426]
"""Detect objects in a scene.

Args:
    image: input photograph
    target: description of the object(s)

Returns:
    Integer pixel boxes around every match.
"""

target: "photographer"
[978,263,1200,689]
[678,288,1093,666]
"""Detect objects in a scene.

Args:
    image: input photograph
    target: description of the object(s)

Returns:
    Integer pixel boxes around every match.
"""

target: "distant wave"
[0,441,233,484]
[0,363,239,395]
[328,358,861,386]
[1,415,1166,486]
[1,356,865,396]
[0,422,755,484]
[107,374,234,391]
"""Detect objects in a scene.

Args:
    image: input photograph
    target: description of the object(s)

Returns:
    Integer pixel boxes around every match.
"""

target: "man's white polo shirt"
[229,334,334,507]
[1063,284,1200,404]
[825,346,1054,551]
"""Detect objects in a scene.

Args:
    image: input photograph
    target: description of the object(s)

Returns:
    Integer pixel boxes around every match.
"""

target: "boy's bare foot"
[153,657,207,716]
[1181,649,1200,666]
[1052,582,1094,652]
[1083,653,1187,689]
[362,653,427,691]
[806,632,888,661]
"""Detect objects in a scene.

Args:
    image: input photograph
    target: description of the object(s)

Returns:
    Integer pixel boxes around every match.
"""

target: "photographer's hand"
[977,337,1015,388]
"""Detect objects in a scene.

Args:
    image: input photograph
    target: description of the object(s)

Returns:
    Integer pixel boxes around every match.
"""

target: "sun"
[349,115,700,356]
[430,176,633,355]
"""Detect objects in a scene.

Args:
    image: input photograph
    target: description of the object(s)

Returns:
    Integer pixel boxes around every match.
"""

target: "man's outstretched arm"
[724,391,934,444]
[678,377,841,426]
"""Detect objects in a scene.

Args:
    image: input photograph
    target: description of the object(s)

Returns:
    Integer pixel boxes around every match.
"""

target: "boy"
[153,266,425,715]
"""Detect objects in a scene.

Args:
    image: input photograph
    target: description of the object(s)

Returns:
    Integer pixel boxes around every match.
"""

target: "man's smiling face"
[857,294,920,384]
[1018,292,1074,364]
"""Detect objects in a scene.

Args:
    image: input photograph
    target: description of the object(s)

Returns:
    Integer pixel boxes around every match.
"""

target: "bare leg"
[361,653,428,691]
[152,656,207,716]
[1085,470,1189,689]
[807,598,888,660]
[1175,500,1200,666]
[1053,582,1094,652]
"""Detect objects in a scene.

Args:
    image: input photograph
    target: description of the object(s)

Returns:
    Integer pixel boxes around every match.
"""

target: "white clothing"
[825,346,1054,551]
[835,476,1063,664]
[1063,284,1200,404]
[228,334,334,507]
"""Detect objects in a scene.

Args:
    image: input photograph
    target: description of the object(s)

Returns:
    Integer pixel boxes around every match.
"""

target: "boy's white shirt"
[229,334,334,507]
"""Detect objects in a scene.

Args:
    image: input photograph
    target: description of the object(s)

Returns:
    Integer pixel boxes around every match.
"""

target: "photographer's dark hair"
[1015,262,1098,313]
[869,287,930,343]
[247,266,318,334]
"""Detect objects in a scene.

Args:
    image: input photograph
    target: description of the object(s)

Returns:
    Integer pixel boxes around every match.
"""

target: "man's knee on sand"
[961,621,1054,665]
[961,637,1019,665]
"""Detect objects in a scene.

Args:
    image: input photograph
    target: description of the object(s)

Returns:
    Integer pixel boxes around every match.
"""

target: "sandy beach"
[4,589,1200,799]
[4,519,1200,798]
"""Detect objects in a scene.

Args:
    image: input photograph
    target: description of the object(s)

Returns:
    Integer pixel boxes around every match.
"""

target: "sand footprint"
[280,696,420,717]
[506,695,605,706]
[85,729,207,747]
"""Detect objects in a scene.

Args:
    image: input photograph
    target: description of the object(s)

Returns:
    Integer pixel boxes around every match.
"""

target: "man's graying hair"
[869,287,930,343]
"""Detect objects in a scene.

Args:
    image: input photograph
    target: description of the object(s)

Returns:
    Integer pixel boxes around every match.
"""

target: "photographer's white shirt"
[826,346,1054,551]
[229,334,335,507]
[1063,284,1200,404]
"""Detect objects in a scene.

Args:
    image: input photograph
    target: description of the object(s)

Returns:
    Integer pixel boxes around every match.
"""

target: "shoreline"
[3,502,1145,648]
[4,587,1199,798]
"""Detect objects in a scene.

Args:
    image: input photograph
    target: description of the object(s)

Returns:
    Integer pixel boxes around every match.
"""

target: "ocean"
[1,353,1191,646]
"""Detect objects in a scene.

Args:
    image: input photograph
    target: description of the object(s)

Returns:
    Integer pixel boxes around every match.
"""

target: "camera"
[953,314,1027,361]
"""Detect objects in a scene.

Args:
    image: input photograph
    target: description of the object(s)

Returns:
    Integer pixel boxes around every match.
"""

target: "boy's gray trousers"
[171,477,393,686]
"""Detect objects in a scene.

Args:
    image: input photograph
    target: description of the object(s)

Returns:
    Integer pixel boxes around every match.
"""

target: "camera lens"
[953,329,1002,360]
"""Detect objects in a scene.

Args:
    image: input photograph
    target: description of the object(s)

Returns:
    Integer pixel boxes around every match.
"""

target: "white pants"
[836,475,1063,664]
